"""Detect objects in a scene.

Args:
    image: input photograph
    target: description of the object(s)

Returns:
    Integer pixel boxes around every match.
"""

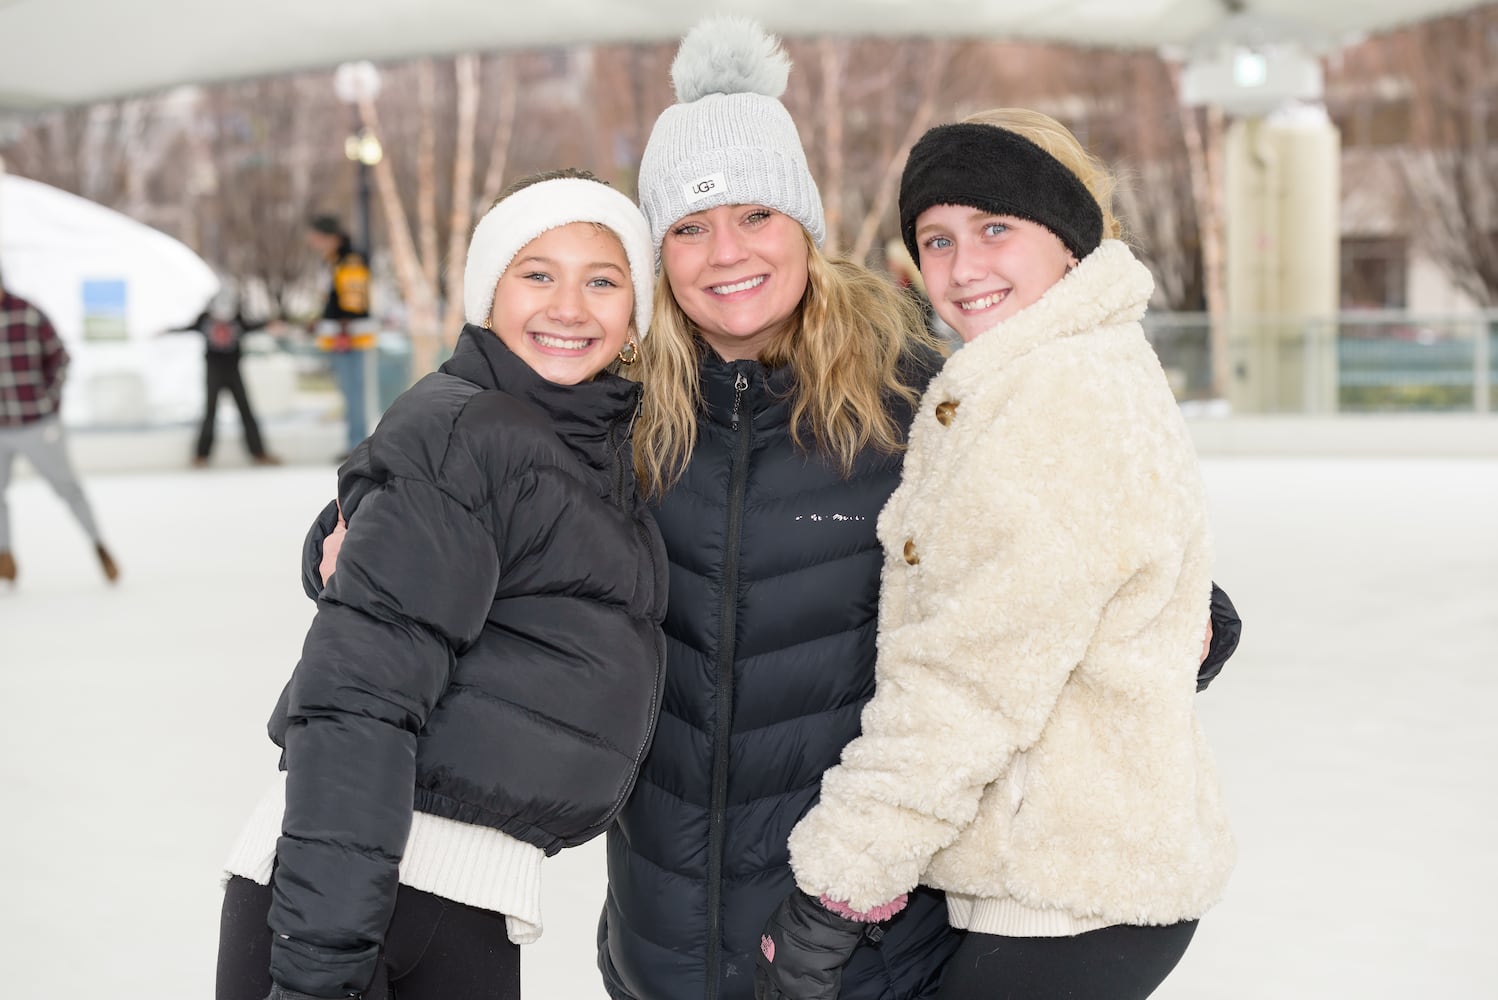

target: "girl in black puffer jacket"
[215,170,667,1000]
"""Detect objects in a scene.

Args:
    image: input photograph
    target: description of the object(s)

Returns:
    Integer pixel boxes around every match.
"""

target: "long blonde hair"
[630,228,942,497]
[960,108,1124,241]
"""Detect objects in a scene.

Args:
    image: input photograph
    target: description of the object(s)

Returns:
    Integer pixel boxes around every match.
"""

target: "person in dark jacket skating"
[214,170,667,1000]
[597,18,1243,1000]
[176,287,282,467]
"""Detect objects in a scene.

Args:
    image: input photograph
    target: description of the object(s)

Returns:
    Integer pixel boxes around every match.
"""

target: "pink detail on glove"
[818,893,909,922]
[760,934,776,962]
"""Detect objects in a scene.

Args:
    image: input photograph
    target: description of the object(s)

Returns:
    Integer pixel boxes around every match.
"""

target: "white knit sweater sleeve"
[788,341,1191,912]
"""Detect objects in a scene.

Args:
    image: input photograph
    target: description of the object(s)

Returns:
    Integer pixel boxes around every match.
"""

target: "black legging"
[934,920,1199,1000]
[216,875,521,1000]
[196,353,267,459]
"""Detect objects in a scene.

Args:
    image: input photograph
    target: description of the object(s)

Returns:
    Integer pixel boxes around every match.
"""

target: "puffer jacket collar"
[697,343,796,431]
[442,323,641,474]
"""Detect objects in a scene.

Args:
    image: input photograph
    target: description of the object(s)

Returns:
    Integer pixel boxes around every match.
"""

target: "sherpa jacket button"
[935,400,959,426]
[903,539,919,565]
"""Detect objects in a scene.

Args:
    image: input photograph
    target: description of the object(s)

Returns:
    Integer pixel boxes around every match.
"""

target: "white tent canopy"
[0,0,1487,111]
[0,173,218,344]
[0,172,222,426]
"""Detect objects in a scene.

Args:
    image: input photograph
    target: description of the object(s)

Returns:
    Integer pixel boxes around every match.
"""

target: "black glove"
[754,890,868,1000]
[1197,582,1242,692]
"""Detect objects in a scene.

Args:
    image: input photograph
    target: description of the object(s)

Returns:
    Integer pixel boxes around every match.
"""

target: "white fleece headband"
[463,177,654,339]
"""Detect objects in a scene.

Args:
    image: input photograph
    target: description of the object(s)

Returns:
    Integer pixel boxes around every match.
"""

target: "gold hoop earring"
[617,338,639,366]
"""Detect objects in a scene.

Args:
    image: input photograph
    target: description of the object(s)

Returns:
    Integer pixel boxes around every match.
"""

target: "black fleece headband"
[899,122,1104,266]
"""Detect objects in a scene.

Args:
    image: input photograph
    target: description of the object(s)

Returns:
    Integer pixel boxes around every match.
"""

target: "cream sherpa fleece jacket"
[788,240,1235,929]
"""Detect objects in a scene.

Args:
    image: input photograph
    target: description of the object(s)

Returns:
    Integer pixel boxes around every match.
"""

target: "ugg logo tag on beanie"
[683,172,726,204]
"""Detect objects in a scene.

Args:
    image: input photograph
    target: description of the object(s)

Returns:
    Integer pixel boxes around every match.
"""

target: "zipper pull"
[731,372,749,432]
[625,383,644,441]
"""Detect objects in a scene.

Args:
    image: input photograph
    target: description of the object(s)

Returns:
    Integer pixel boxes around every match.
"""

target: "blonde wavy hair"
[960,108,1124,242]
[630,228,943,497]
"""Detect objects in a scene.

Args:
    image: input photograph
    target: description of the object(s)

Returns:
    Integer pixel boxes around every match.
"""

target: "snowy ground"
[3,457,1494,999]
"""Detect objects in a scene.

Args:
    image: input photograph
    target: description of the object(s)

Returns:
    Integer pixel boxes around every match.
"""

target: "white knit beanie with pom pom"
[636,16,825,254]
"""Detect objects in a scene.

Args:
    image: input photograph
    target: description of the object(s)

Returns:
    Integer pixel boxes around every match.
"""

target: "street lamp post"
[333,61,384,438]
[334,61,383,258]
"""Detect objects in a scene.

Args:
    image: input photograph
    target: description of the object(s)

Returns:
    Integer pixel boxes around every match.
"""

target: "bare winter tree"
[356,78,443,376]
[583,42,675,195]
[1,31,1223,376]
[353,51,539,375]
[0,80,351,320]
[4,103,134,208]
[975,45,1207,313]
[815,38,850,255]
[775,37,959,264]
[1379,6,1498,307]
[194,75,349,318]
[844,40,952,266]
[1052,47,1229,394]
[3,92,203,226]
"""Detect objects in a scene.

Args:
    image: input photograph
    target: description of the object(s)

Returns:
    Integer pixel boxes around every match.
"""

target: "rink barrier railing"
[1143,310,1497,414]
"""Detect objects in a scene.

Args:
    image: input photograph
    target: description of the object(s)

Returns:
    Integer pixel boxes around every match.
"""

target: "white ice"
[3,457,1495,998]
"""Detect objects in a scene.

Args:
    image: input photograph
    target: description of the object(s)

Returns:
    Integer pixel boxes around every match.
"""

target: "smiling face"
[659,204,810,362]
[914,204,1077,343]
[487,222,635,385]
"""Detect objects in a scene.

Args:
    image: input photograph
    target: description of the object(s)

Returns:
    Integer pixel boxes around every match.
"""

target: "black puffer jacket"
[269,326,667,998]
[597,348,960,1000]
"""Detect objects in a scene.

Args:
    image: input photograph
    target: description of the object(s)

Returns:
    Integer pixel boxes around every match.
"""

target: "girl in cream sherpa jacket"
[786,233,1236,936]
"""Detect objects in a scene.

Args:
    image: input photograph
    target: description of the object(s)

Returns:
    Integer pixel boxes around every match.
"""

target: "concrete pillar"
[1225,104,1341,412]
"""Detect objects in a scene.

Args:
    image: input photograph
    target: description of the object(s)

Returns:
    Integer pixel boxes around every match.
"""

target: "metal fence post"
[1475,314,1492,414]
[363,338,380,431]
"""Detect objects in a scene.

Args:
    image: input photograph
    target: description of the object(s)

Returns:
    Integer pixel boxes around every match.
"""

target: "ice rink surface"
[3,456,1495,998]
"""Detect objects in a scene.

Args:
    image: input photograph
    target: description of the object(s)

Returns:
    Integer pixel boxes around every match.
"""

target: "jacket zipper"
[608,385,642,510]
[706,366,752,1000]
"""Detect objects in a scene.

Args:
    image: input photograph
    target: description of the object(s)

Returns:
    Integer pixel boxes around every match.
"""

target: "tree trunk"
[358,94,442,378]
[416,60,440,298]
[478,57,519,208]
[1179,86,1230,398]
[442,53,481,344]
[850,45,947,265]
[818,39,847,255]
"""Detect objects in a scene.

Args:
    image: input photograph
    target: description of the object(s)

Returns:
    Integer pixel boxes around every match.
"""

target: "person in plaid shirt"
[0,272,120,585]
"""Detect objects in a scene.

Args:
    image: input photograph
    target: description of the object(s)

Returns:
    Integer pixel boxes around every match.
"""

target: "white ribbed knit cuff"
[400,810,546,945]
[222,774,285,886]
[221,772,547,946]
[944,892,1113,938]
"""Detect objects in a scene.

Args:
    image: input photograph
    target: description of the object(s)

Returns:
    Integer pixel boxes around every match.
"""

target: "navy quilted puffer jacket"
[597,346,959,1000]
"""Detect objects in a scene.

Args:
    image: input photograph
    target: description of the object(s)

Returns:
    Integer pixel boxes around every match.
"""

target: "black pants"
[934,920,1199,1000]
[216,875,520,1000]
[197,354,267,459]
